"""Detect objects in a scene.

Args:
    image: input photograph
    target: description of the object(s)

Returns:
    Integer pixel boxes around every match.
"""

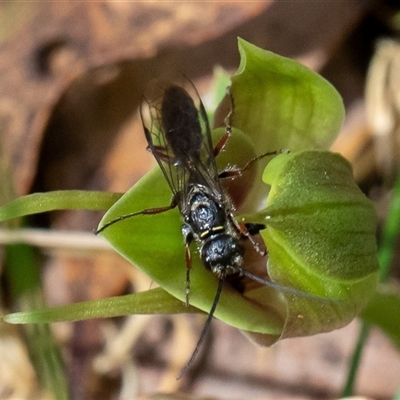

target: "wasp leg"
[215,115,286,179]
[148,144,176,164]
[218,150,284,180]
[213,124,232,158]
[243,222,267,256]
[231,218,266,256]
[95,193,180,234]
[244,222,266,235]
[143,122,179,165]
[212,86,235,159]
[181,224,194,306]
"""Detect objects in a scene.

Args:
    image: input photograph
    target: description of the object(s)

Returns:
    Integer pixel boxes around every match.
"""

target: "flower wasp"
[96,81,284,377]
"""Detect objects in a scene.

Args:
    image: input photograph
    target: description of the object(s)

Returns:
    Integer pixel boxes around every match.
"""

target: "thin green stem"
[342,174,400,397]
[341,322,370,397]
[378,177,400,283]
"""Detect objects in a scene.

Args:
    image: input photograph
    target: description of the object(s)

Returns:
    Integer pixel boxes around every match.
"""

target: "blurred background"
[0,1,400,399]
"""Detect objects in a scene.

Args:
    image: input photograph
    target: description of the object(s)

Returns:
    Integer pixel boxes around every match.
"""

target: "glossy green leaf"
[252,150,379,338]
[231,39,344,152]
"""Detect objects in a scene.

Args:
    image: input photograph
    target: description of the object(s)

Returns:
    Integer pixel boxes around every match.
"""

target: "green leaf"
[252,150,379,338]
[0,191,122,223]
[4,287,198,324]
[361,285,400,350]
[230,38,345,212]
[231,38,345,152]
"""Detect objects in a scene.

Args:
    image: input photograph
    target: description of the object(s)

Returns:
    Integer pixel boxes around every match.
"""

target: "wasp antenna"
[240,268,299,295]
[240,268,346,305]
[177,279,224,380]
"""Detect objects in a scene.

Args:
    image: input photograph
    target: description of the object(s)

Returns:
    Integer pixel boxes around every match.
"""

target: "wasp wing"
[140,84,226,204]
[140,94,188,198]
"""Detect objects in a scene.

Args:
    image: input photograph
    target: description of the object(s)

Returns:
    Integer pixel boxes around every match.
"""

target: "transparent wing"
[191,84,223,192]
[140,94,188,198]
[140,83,226,203]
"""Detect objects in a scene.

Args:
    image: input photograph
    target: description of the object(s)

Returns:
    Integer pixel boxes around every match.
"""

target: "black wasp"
[96,82,279,377]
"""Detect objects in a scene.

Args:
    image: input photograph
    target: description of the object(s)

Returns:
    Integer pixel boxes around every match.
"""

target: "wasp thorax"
[186,187,225,234]
[202,234,245,278]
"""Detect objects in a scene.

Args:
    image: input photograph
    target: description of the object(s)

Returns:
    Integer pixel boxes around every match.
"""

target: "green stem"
[4,244,68,399]
[342,174,400,397]
[341,322,370,397]
[377,177,400,283]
